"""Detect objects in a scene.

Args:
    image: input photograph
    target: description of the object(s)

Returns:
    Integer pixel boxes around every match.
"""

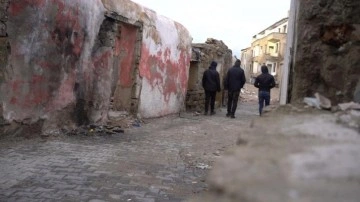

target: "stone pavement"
[189,105,360,202]
[0,102,259,202]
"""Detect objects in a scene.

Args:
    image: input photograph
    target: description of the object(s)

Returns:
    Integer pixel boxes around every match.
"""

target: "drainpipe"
[280,0,299,104]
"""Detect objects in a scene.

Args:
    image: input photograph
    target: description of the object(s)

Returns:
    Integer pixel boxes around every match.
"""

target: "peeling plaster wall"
[102,0,192,118]
[0,0,192,135]
[2,0,106,134]
[291,0,360,104]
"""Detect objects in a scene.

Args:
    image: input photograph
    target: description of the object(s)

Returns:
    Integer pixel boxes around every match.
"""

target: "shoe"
[231,115,235,119]
[210,111,216,115]
[226,113,230,117]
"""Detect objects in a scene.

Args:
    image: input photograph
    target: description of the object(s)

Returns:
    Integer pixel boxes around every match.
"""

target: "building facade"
[242,18,288,84]
[240,47,252,83]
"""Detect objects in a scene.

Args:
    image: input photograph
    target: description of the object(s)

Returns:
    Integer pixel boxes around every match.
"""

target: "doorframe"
[105,11,143,114]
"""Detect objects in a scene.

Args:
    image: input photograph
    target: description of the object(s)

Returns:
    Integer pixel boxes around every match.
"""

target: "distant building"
[241,17,288,84]
[240,47,252,83]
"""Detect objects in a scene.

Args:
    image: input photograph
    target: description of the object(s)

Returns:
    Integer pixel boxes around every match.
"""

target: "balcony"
[266,32,286,43]
[264,53,280,61]
[252,53,283,64]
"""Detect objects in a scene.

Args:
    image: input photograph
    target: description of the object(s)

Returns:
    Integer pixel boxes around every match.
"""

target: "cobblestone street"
[0,100,259,202]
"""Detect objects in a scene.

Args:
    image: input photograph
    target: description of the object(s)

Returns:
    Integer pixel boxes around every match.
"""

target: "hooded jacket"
[224,60,246,91]
[202,61,221,92]
[254,65,276,92]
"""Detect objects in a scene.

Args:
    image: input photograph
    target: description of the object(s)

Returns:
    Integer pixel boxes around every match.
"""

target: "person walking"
[254,65,276,116]
[202,61,221,115]
[224,59,246,118]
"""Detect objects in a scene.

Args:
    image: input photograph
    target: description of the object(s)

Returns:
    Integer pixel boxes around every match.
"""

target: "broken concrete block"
[315,92,331,109]
[338,102,360,111]
[304,97,321,109]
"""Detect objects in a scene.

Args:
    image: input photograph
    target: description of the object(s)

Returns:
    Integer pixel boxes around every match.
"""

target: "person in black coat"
[254,65,276,116]
[202,61,221,115]
[224,59,246,118]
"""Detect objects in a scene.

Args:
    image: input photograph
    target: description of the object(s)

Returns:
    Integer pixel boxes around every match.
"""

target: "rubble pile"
[240,87,258,102]
[304,93,360,132]
[66,109,143,137]
[66,124,124,136]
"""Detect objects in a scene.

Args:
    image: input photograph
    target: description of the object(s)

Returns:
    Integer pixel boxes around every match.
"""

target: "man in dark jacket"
[202,61,221,115]
[254,65,276,116]
[224,59,246,118]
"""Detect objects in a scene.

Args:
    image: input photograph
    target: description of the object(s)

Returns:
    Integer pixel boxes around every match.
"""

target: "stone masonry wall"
[291,0,360,104]
[0,0,9,129]
[186,38,233,112]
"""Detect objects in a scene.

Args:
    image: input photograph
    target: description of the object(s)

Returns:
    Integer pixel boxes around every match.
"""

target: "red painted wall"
[1,0,193,131]
[117,23,138,88]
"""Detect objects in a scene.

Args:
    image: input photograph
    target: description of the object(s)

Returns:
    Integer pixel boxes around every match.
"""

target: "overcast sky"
[131,0,290,57]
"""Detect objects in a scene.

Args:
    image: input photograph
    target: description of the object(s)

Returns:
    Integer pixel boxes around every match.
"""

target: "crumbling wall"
[0,0,106,137]
[291,0,360,104]
[186,38,233,112]
[0,0,192,136]
[0,0,10,133]
[102,0,192,118]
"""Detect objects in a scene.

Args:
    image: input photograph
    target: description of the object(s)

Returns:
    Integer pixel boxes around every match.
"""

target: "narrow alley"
[1,84,360,202]
[0,85,260,202]
[1,1,360,202]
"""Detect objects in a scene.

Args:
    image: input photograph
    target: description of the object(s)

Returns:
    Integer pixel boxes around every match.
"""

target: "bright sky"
[131,0,290,57]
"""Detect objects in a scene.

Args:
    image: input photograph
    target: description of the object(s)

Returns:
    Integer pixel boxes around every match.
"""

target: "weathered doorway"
[106,12,143,114]
[186,61,201,111]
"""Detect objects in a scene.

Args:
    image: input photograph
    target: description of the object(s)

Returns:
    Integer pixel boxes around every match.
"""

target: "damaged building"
[281,0,360,105]
[241,17,288,84]
[186,38,233,112]
[0,0,192,136]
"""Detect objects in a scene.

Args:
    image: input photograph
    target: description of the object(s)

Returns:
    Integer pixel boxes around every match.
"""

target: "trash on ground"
[304,93,332,110]
[196,163,211,170]
[304,97,321,109]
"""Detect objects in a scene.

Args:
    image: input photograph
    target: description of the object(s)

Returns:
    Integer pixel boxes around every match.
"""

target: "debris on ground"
[315,92,332,109]
[196,163,212,170]
[335,101,360,131]
[236,137,248,145]
[66,124,125,136]
[302,94,360,131]
[304,92,332,110]
[107,110,142,128]
[132,119,142,127]
[240,87,258,103]
[338,101,360,111]
[240,84,280,104]
[304,97,321,109]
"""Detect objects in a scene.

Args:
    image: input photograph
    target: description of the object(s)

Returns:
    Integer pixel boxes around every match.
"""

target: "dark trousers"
[205,90,216,112]
[227,91,240,115]
[259,91,270,115]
